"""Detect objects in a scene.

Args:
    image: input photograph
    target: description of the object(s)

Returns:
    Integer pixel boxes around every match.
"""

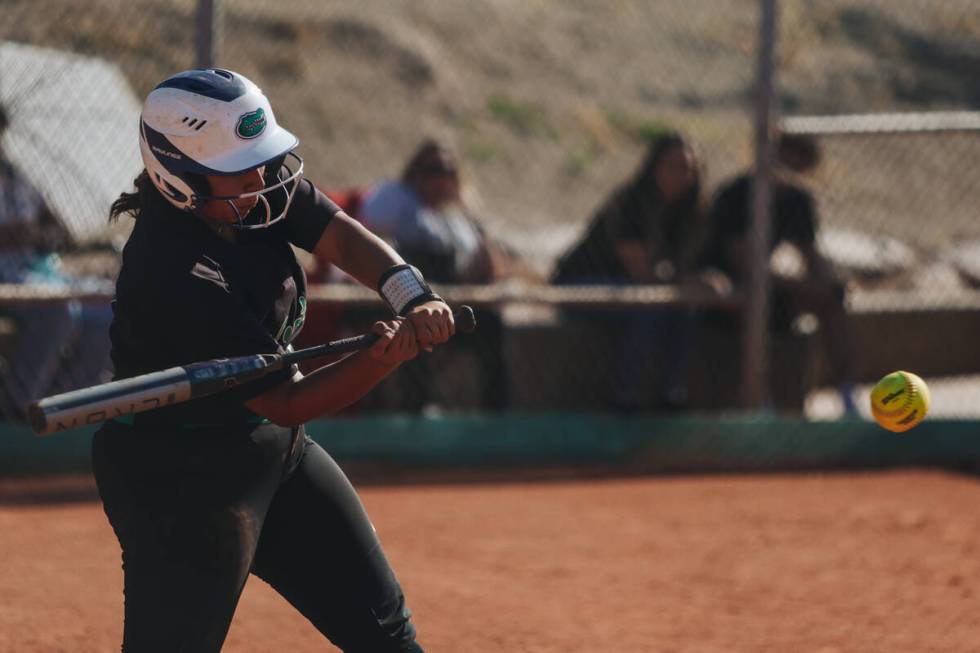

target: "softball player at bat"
[92,69,450,652]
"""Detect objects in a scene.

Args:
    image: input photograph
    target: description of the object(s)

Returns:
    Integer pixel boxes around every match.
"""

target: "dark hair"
[109,170,155,222]
[627,130,702,211]
[0,105,8,135]
[777,133,820,171]
[631,131,690,185]
[400,139,458,187]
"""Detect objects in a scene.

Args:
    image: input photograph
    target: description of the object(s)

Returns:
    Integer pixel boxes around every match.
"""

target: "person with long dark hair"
[553,131,713,412]
[94,68,451,652]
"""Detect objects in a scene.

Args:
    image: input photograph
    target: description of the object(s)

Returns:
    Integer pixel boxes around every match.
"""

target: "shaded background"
[2,4,980,652]
[0,0,978,419]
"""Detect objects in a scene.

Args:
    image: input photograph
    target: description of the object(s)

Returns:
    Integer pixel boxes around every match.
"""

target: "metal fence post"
[742,0,779,410]
[195,0,222,69]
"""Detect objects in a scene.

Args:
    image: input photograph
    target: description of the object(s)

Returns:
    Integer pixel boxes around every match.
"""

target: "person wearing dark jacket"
[702,133,858,415]
[553,132,717,412]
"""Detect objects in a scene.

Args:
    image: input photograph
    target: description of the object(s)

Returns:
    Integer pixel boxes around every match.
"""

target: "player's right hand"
[369,318,419,366]
[406,300,454,352]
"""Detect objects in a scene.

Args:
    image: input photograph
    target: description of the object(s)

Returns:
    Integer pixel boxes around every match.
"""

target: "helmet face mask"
[201,151,304,229]
[139,68,303,228]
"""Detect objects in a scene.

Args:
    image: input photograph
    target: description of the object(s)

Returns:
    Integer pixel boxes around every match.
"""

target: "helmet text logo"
[151,145,182,160]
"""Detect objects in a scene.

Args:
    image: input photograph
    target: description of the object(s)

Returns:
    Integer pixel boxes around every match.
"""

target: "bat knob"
[455,305,477,333]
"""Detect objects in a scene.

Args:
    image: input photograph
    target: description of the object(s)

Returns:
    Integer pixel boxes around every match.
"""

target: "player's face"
[201,166,266,223]
[653,145,697,203]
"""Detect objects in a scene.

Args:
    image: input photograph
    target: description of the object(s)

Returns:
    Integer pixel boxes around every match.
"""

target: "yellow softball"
[870,371,930,433]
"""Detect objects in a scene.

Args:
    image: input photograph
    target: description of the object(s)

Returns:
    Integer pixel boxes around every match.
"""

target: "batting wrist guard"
[378,264,443,316]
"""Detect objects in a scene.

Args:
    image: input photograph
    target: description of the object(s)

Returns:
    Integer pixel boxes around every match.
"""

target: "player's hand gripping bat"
[29,306,476,436]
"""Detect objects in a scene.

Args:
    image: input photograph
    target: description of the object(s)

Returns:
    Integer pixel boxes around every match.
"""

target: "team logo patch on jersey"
[236,108,267,139]
[190,255,230,293]
[278,295,307,344]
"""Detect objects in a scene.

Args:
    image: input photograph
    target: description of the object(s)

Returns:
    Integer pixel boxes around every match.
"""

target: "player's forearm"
[246,351,398,425]
[315,213,405,288]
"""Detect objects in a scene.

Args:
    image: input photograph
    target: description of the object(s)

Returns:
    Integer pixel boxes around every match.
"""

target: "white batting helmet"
[139,68,303,228]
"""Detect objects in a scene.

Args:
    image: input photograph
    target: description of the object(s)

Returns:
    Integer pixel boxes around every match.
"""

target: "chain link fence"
[772,0,980,419]
[0,0,977,422]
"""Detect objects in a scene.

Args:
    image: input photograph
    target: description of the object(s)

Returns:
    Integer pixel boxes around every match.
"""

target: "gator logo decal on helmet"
[236,108,266,139]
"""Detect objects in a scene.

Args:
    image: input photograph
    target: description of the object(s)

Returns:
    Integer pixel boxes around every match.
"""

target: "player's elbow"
[266,413,304,427]
[260,408,344,427]
[248,405,299,427]
[245,389,301,427]
[246,394,345,427]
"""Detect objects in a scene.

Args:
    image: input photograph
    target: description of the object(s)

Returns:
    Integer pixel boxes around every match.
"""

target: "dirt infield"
[3,469,980,652]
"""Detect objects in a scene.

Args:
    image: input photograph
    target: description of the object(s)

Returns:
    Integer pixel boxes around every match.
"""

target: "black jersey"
[552,182,703,284]
[701,173,817,282]
[109,176,340,426]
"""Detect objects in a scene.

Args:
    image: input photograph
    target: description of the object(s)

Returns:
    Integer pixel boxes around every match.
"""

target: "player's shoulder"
[286,177,340,223]
[276,176,341,251]
[288,176,334,210]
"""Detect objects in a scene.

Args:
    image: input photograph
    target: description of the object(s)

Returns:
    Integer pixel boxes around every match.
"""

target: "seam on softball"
[873,373,917,419]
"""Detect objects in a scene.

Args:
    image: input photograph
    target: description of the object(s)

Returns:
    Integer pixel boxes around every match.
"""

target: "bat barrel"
[29,367,194,436]
[29,354,277,436]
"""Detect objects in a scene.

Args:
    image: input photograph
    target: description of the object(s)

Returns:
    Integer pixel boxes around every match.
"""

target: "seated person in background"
[361,138,511,411]
[701,132,858,415]
[552,131,718,412]
[0,105,113,419]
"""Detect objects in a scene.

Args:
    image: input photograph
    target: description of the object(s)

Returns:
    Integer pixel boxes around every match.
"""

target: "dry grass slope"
[3,0,977,270]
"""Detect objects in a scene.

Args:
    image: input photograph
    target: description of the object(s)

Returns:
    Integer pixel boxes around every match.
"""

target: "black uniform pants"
[92,420,424,653]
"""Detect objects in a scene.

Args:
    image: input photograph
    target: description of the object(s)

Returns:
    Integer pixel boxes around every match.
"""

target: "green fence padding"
[1,416,979,477]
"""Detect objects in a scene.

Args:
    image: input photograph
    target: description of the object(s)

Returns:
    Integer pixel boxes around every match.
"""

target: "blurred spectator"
[362,138,516,411]
[0,105,113,419]
[701,133,858,415]
[552,131,716,412]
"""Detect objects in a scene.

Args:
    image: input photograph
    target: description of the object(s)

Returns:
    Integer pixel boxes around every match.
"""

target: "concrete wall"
[352,306,980,414]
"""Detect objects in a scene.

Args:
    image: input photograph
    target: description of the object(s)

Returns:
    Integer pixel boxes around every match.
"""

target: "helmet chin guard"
[138,68,303,228]
[205,151,304,230]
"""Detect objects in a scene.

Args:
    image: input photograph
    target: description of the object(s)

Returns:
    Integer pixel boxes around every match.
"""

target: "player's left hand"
[369,318,419,366]
[406,300,455,352]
